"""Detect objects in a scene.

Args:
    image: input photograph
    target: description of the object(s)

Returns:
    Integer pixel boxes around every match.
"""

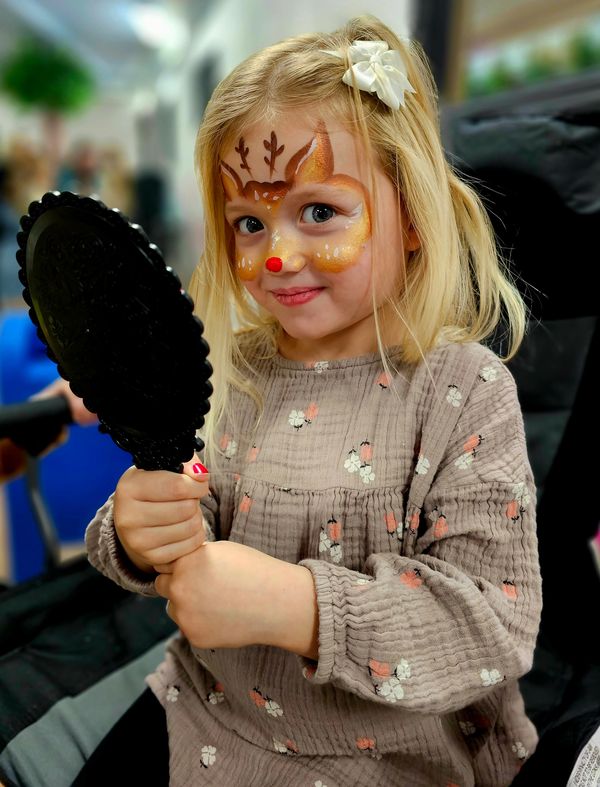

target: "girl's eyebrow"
[224,182,365,216]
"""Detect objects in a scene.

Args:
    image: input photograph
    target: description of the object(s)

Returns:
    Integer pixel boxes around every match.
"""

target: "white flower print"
[376,676,405,702]
[415,454,430,475]
[288,410,305,430]
[207,688,225,705]
[314,781,329,787]
[394,659,411,680]
[329,543,343,564]
[446,385,462,407]
[479,365,498,382]
[166,685,180,703]
[370,659,411,703]
[355,578,373,585]
[512,482,530,507]
[480,668,503,686]
[314,361,329,373]
[460,721,476,736]
[344,450,361,473]
[359,464,375,484]
[200,745,217,767]
[454,452,474,470]
[319,531,331,553]
[512,741,529,759]
[265,699,283,718]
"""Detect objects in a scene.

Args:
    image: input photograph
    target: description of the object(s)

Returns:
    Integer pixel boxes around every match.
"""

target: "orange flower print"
[428,507,448,538]
[399,568,423,588]
[356,737,381,759]
[384,511,400,538]
[239,493,252,513]
[406,511,420,535]
[375,371,391,389]
[249,687,283,717]
[319,517,343,563]
[304,402,319,423]
[359,440,373,463]
[273,738,299,755]
[446,384,462,407]
[455,434,483,469]
[433,515,448,539]
[447,783,461,787]
[368,659,393,679]
[502,580,518,600]
[246,445,260,463]
[207,682,225,705]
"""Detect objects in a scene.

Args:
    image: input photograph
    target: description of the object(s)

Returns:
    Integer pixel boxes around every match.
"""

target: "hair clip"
[321,39,416,110]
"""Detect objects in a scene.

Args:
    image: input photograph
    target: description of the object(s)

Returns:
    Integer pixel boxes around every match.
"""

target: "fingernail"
[193,462,209,475]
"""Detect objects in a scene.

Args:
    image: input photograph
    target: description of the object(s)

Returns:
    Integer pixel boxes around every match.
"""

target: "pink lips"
[271,287,324,306]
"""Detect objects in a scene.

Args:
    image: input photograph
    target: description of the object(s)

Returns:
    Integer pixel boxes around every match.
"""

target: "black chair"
[448,108,600,785]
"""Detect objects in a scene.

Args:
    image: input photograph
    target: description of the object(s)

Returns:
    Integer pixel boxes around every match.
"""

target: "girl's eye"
[301,204,337,224]
[235,216,264,235]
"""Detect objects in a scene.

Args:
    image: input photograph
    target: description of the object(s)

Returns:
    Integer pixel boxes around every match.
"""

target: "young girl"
[81,15,541,787]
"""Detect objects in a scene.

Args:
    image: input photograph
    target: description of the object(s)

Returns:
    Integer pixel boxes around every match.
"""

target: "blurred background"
[1,0,600,584]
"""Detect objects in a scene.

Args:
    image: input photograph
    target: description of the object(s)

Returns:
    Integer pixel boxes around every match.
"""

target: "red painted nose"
[265,256,283,272]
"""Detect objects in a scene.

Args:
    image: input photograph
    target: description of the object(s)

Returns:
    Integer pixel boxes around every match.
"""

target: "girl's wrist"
[264,561,319,660]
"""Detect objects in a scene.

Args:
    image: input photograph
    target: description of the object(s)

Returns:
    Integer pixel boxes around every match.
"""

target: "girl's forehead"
[220,111,368,182]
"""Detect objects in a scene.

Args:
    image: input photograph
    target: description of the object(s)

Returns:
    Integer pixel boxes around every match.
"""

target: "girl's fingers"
[118,498,203,527]
[128,517,206,551]
[120,468,210,503]
[144,533,206,567]
[153,562,176,574]
[182,454,210,480]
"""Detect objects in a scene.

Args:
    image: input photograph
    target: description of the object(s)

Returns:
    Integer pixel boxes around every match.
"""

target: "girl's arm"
[295,364,542,715]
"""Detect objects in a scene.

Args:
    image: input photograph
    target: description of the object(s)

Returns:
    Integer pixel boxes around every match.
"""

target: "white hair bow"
[322,39,416,110]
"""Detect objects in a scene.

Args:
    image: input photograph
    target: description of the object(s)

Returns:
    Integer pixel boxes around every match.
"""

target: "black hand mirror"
[16,190,212,473]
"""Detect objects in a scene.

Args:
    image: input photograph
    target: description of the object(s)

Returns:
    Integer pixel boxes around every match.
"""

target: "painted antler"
[235,137,252,176]
[263,132,285,177]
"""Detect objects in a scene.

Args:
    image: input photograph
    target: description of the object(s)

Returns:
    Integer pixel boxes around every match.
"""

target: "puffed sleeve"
[298,354,542,714]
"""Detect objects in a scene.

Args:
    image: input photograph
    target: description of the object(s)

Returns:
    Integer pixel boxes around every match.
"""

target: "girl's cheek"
[234,251,261,281]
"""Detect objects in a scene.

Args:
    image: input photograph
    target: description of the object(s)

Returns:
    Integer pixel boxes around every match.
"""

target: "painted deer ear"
[285,121,333,184]
[220,161,243,200]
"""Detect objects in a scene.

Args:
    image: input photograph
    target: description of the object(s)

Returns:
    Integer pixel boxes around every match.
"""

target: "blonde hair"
[190,15,526,466]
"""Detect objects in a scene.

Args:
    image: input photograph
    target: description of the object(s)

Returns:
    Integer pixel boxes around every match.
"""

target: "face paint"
[221,121,371,280]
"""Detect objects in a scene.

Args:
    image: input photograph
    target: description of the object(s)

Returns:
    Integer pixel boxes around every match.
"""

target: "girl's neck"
[277,312,399,363]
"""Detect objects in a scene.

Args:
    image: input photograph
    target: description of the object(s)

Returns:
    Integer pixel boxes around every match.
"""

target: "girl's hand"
[154,541,319,657]
[113,456,210,573]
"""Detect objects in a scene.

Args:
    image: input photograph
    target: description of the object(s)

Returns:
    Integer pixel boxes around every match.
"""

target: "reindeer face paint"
[220,109,413,358]
[221,120,371,281]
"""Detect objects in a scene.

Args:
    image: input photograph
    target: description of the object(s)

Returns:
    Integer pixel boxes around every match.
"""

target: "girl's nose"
[264,253,306,274]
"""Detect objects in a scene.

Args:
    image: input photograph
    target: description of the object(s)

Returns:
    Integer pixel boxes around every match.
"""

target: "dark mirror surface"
[17,191,212,472]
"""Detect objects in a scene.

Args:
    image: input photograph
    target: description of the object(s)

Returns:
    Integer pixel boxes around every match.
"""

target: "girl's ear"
[404,224,421,252]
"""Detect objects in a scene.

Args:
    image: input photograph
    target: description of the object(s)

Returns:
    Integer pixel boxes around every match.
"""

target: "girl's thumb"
[182,454,210,480]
